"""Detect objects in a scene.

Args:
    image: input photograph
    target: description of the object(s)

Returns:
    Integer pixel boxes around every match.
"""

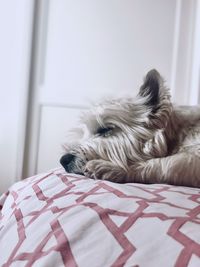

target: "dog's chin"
[62,164,84,175]
[69,170,84,175]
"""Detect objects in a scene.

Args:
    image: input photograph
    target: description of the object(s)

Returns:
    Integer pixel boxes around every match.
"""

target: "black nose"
[60,154,76,172]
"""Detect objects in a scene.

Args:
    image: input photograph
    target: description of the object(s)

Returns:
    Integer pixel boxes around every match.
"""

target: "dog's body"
[60,70,200,187]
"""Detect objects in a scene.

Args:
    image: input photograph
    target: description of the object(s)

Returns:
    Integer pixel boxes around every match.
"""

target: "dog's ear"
[139,69,160,107]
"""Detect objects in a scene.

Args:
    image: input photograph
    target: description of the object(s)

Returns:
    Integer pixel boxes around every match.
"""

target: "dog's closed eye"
[96,126,113,137]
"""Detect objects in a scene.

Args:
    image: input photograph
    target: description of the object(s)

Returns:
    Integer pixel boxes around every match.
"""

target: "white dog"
[60,69,200,187]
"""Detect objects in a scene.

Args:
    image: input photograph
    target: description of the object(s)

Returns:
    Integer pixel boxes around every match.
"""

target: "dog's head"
[60,69,174,174]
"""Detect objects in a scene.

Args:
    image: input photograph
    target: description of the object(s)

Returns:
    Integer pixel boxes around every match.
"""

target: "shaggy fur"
[60,69,200,187]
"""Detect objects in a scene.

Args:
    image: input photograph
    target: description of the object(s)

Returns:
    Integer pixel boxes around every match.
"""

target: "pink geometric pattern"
[0,168,200,266]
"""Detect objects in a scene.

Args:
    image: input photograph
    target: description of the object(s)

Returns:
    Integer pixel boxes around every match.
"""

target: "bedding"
[0,168,200,267]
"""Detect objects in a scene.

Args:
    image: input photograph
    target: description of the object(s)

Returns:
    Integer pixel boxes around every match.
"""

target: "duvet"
[0,168,200,267]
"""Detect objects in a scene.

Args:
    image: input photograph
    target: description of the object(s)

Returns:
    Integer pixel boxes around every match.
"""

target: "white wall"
[0,1,34,193]
[42,0,176,105]
[172,0,200,105]
[40,0,200,106]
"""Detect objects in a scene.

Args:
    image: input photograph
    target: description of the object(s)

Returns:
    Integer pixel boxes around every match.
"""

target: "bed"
[0,168,200,267]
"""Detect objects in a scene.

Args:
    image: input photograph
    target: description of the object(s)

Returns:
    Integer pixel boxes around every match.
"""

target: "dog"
[60,69,200,187]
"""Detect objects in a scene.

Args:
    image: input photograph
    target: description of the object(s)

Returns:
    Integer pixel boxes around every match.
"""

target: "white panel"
[188,0,200,105]
[0,1,34,192]
[40,0,176,105]
[172,0,200,105]
[37,106,86,173]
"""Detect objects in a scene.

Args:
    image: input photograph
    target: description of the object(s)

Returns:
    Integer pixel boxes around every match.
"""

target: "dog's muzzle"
[60,153,84,174]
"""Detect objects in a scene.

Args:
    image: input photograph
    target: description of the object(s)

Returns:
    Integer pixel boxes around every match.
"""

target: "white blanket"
[0,168,200,266]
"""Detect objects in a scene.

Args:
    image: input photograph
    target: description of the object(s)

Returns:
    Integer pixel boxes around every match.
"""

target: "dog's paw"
[84,160,127,182]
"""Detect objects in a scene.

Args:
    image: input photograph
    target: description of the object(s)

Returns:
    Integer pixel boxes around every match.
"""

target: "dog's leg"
[84,153,200,187]
[129,152,200,187]
[84,159,127,183]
